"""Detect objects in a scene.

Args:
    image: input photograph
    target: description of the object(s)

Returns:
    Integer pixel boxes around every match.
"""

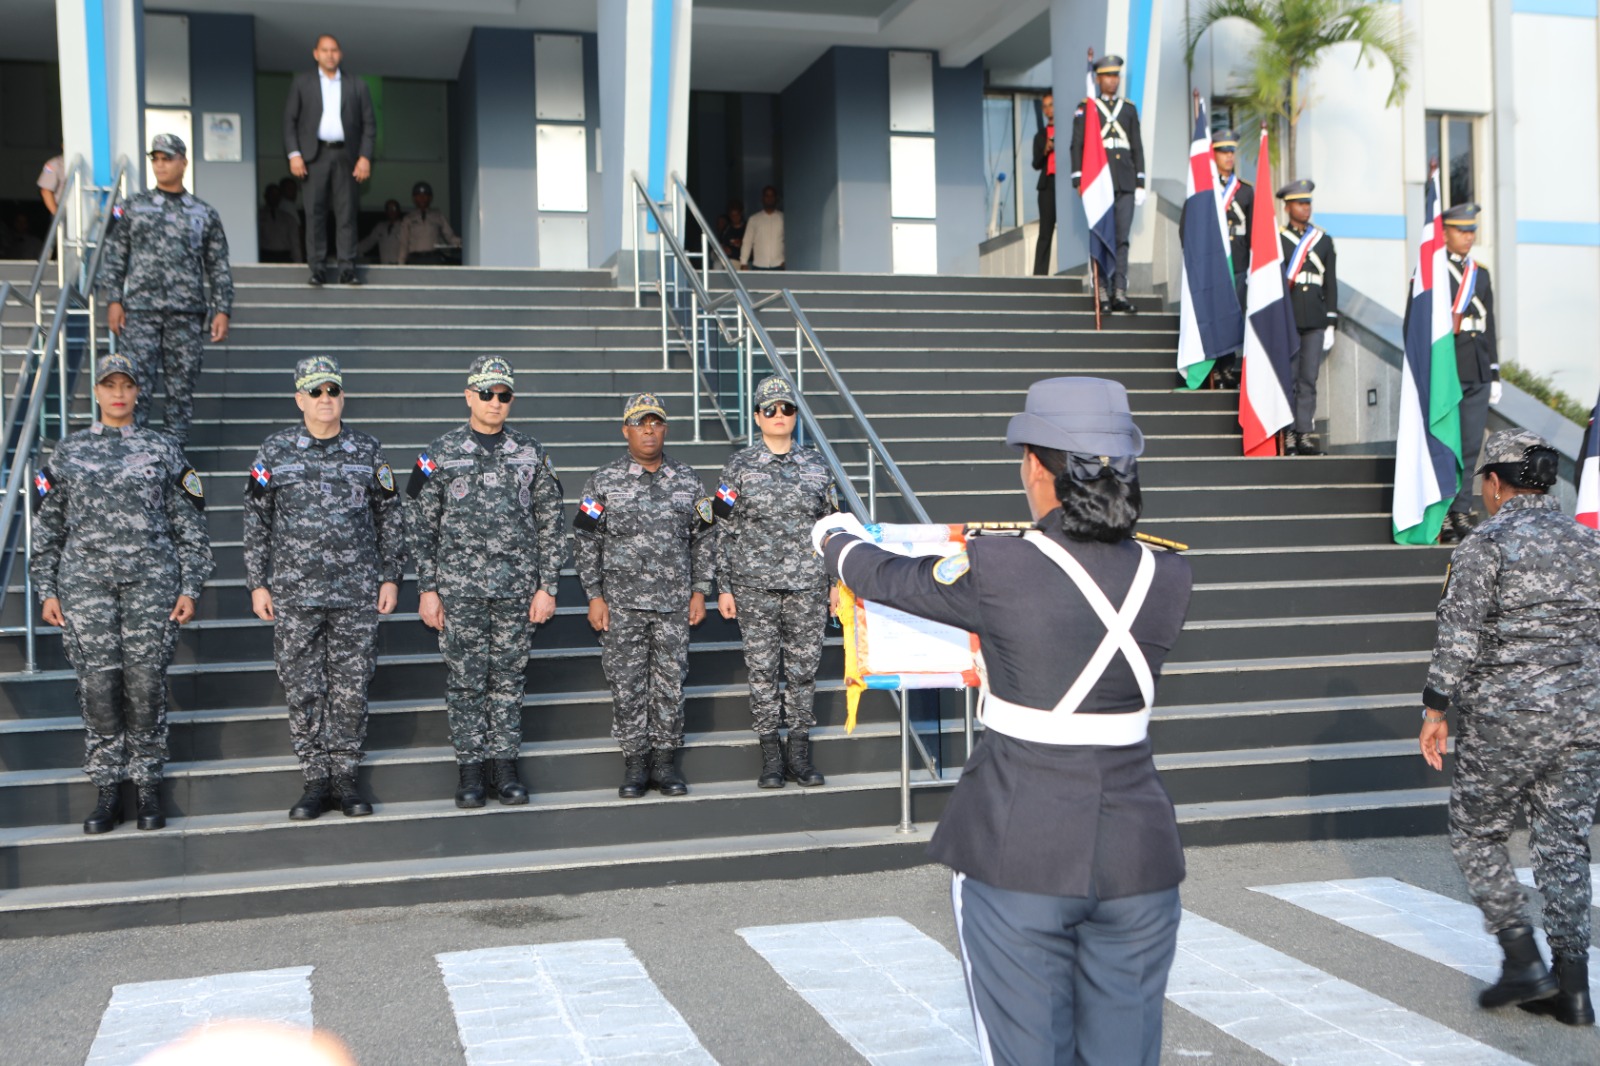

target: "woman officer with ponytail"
[813,377,1192,1066]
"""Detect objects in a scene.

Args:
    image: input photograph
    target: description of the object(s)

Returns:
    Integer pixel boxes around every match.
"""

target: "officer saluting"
[1440,203,1499,544]
[1276,179,1337,455]
[1070,54,1146,313]
[815,378,1193,1065]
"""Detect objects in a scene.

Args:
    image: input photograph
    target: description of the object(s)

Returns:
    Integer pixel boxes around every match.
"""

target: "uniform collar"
[1498,494,1560,516]
[90,421,135,438]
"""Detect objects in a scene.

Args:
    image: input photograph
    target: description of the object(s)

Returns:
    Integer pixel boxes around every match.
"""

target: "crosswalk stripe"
[1169,910,1530,1065]
[434,940,716,1066]
[1515,864,1600,904]
[737,916,981,1064]
[83,966,314,1066]
[1253,877,1600,981]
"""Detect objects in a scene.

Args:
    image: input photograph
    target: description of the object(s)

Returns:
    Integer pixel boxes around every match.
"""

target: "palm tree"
[1185,0,1409,182]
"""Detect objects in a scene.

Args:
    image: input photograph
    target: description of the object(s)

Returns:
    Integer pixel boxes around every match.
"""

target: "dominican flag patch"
[713,482,738,519]
[575,495,605,532]
[251,462,271,488]
[33,471,51,497]
[406,452,437,499]
[416,453,437,477]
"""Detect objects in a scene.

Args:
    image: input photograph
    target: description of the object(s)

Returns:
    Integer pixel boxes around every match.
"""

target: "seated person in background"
[398,181,461,265]
[355,200,405,265]
[259,184,302,263]
[719,202,745,261]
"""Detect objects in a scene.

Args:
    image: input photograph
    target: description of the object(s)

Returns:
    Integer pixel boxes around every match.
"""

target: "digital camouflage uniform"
[243,423,405,782]
[575,454,715,754]
[101,186,233,447]
[30,423,213,787]
[406,426,567,765]
[714,440,838,735]
[1426,492,1600,959]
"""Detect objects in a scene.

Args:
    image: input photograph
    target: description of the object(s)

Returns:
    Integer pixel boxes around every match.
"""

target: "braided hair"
[1482,445,1559,492]
[1026,444,1142,543]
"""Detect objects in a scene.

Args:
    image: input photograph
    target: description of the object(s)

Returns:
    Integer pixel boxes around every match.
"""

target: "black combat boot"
[332,774,372,817]
[1479,924,1558,1008]
[1521,954,1595,1026]
[757,734,786,789]
[1439,514,1463,545]
[487,758,529,805]
[1110,290,1136,313]
[1296,433,1325,457]
[650,748,688,796]
[83,783,123,835]
[290,778,331,820]
[618,752,650,799]
[135,784,165,830]
[455,762,487,809]
[785,733,825,787]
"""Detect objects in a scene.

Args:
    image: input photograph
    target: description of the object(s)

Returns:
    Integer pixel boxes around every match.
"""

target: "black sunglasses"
[306,384,342,398]
[759,402,797,418]
[476,389,514,403]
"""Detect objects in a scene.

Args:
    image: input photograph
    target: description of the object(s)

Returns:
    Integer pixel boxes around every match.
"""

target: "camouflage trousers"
[120,310,205,448]
[57,567,180,787]
[733,585,828,735]
[273,604,379,782]
[602,606,688,755]
[439,596,529,764]
[1449,701,1600,957]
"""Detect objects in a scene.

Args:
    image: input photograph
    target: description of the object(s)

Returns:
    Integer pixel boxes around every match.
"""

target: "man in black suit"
[284,34,375,286]
[1031,92,1055,276]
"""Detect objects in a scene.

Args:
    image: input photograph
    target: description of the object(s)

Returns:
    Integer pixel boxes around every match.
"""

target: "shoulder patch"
[696,497,714,526]
[542,453,563,497]
[713,481,738,519]
[574,494,604,533]
[933,551,971,585]
[248,460,272,498]
[31,467,54,511]
[179,468,206,510]
[376,462,396,494]
[406,452,435,499]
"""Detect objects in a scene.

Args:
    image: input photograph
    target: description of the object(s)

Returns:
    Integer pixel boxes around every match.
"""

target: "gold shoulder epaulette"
[1134,531,1188,552]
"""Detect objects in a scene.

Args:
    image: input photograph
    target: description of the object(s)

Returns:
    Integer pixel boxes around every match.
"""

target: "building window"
[1209,99,1240,138]
[983,92,1047,233]
[1425,113,1477,208]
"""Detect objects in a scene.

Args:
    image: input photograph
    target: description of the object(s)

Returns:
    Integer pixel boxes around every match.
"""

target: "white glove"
[811,513,870,555]
[1323,325,1335,351]
[1489,380,1503,406]
[1134,187,1147,208]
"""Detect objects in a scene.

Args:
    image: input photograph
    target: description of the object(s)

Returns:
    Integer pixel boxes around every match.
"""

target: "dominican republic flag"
[1237,127,1297,456]
[1393,168,1463,545]
[1177,99,1245,389]
[1578,394,1600,528]
[1077,66,1117,290]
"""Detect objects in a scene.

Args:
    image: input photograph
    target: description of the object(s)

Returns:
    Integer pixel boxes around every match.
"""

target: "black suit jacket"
[283,70,375,164]
[1032,126,1056,192]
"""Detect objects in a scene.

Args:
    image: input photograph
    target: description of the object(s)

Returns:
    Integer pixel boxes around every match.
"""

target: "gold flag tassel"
[835,581,865,734]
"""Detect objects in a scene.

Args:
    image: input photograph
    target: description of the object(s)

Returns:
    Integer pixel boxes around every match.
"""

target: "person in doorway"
[1438,203,1500,544]
[1070,55,1146,312]
[38,150,66,215]
[355,200,405,265]
[575,393,716,799]
[101,133,233,449]
[719,201,746,261]
[243,356,405,821]
[814,377,1192,1065]
[398,181,461,265]
[1276,179,1337,456]
[259,183,303,264]
[714,376,839,789]
[1031,91,1056,276]
[284,33,375,285]
[30,354,214,835]
[739,186,785,271]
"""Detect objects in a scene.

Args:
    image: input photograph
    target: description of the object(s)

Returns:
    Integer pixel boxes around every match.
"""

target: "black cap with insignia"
[1442,203,1481,230]
[1276,179,1315,201]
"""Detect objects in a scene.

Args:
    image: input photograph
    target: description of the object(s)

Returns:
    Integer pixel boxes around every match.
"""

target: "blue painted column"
[57,0,145,191]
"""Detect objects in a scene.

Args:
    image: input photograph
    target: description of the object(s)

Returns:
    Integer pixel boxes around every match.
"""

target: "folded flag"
[1578,393,1599,529]
[1177,98,1245,389]
[1237,127,1297,456]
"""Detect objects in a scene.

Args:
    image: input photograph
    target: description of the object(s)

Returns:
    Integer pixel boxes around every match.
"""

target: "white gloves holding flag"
[1133,188,1147,208]
[812,513,871,555]
[1323,325,1335,351]
[1490,380,1503,406]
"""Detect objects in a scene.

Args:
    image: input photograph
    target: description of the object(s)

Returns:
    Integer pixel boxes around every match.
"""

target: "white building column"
[57,0,145,190]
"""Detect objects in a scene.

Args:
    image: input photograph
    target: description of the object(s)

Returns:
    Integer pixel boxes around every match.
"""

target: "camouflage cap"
[149,132,187,158]
[753,375,795,408]
[623,392,668,424]
[95,353,138,384]
[467,355,515,391]
[295,355,342,391]
[1476,428,1551,474]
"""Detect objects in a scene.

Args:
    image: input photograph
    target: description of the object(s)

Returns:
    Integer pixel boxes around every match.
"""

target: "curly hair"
[1026,445,1142,543]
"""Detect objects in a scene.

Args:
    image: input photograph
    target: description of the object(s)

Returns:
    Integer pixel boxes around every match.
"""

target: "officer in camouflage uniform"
[101,134,233,448]
[1420,429,1600,1025]
[243,356,405,822]
[406,356,567,808]
[31,354,213,835]
[575,392,715,799]
[714,376,838,788]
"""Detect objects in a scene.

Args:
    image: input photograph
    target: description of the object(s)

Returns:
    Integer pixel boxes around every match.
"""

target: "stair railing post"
[690,286,701,443]
[631,186,642,309]
[56,308,69,439]
[22,458,37,674]
[867,452,877,522]
[964,687,975,765]
[658,226,669,372]
[897,688,916,834]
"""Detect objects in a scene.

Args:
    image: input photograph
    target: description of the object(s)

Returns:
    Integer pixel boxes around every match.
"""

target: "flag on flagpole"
[1077,66,1117,293]
[1237,126,1297,456]
[1392,167,1464,545]
[1177,98,1245,389]
[1577,394,1600,528]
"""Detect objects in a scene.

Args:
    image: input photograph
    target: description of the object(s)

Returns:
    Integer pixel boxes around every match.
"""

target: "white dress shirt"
[740,209,785,268]
[317,69,346,143]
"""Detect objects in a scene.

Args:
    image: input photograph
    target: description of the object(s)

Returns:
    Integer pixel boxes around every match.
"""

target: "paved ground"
[4,832,1599,1065]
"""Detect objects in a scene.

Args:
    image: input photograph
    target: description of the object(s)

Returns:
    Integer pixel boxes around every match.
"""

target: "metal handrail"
[28,158,86,304]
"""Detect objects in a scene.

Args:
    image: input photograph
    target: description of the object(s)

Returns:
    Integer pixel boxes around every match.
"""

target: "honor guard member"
[243,356,406,821]
[101,133,233,448]
[575,393,716,799]
[1178,128,1251,386]
[1069,54,1147,312]
[1441,203,1500,544]
[397,181,461,265]
[406,356,568,808]
[31,354,214,834]
[714,376,839,789]
[1276,179,1337,455]
[815,377,1192,1065]
[1420,430,1600,1026]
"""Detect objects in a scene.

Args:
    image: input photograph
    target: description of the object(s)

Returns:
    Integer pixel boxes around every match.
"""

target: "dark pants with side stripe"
[952,872,1180,1066]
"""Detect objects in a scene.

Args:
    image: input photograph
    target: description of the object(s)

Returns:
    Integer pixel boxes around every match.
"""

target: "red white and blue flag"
[1237,127,1297,456]
[415,453,436,478]
[1177,98,1245,389]
[250,461,271,488]
[1076,66,1117,290]
[1578,394,1600,529]
[1393,167,1463,545]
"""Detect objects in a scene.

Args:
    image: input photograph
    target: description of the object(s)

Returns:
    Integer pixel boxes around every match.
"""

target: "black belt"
[319,139,345,148]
